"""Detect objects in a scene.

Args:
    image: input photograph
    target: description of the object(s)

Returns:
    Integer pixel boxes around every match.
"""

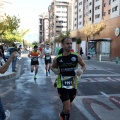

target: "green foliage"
[0,14,29,44]
[54,30,71,43]
[32,41,38,46]
[76,37,82,44]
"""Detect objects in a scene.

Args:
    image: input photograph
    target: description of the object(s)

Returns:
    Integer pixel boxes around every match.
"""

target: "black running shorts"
[45,57,51,65]
[57,88,77,102]
[31,60,39,65]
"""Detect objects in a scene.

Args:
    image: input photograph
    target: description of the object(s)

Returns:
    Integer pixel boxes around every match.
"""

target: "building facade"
[0,0,13,21]
[72,0,120,59]
[39,13,49,43]
[48,0,74,41]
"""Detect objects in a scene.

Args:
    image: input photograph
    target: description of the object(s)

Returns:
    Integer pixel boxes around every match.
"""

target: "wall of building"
[71,16,120,59]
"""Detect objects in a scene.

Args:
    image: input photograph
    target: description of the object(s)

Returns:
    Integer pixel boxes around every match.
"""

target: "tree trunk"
[77,44,80,55]
[86,37,88,56]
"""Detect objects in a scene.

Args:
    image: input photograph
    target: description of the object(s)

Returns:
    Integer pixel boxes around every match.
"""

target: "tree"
[83,18,106,55]
[54,30,71,43]
[75,30,82,54]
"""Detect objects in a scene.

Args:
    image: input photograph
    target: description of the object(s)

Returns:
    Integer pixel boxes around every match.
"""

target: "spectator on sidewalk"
[10,43,18,72]
[80,47,83,57]
[0,44,6,63]
[0,51,17,120]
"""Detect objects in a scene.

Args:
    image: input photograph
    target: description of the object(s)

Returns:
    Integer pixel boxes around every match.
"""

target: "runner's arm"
[76,54,86,75]
[28,51,32,58]
[51,57,59,75]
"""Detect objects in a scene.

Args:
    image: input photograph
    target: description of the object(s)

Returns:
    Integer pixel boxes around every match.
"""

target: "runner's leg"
[31,65,34,72]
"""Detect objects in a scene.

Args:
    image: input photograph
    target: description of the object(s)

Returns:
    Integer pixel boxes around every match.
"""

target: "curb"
[0,64,21,81]
[0,72,16,80]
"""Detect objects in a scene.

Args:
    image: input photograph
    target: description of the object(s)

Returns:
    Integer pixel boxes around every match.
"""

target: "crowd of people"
[0,38,86,120]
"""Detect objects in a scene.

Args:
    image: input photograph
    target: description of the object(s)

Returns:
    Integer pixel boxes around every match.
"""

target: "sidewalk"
[0,53,26,81]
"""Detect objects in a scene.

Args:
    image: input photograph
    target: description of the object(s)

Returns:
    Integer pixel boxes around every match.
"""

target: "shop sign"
[115,27,120,36]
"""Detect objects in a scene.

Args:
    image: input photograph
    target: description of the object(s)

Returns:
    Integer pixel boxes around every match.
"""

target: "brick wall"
[71,16,120,58]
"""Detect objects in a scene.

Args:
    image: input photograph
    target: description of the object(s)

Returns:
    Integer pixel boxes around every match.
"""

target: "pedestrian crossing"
[78,77,120,83]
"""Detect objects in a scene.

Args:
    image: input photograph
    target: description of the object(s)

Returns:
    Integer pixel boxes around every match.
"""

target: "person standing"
[0,52,17,120]
[51,37,86,120]
[10,43,18,72]
[28,45,40,79]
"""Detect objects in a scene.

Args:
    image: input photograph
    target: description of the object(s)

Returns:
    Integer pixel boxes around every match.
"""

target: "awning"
[89,38,112,42]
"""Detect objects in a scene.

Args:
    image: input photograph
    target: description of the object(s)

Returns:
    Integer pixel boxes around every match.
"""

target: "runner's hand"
[10,52,17,60]
[75,69,83,76]
[53,69,60,75]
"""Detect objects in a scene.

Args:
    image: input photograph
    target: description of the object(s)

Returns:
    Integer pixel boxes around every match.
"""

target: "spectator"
[0,44,6,62]
[80,47,83,56]
[0,52,17,120]
[10,43,18,72]
[39,45,43,54]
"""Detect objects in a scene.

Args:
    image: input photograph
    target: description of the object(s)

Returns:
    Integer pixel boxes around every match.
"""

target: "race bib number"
[46,56,50,60]
[32,57,38,61]
[61,76,74,89]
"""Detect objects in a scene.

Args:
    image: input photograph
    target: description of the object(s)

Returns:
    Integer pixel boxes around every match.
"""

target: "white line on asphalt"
[100,91,120,105]
[82,74,120,77]
[73,99,96,120]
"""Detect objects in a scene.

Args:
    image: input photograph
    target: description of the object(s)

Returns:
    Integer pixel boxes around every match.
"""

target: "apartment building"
[0,0,13,21]
[48,0,74,41]
[72,0,120,59]
[39,13,49,43]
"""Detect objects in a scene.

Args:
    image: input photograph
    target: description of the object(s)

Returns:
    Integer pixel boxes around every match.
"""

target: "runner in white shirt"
[42,44,52,76]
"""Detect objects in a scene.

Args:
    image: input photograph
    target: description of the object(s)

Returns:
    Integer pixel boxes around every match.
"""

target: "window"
[109,0,111,4]
[79,2,82,6]
[56,6,61,8]
[103,12,106,16]
[113,0,116,2]
[89,2,92,5]
[62,11,67,13]
[95,5,100,10]
[96,0,99,2]
[79,15,82,18]
[104,3,106,7]
[56,11,61,13]
[75,24,76,26]
[108,9,111,14]
[89,10,91,13]
[79,9,82,12]
[79,22,81,25]
[112,6,118,12]
[95,14,100,19]
[89,17,91,21]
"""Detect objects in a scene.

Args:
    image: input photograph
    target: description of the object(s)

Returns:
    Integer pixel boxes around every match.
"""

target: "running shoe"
[4,109,10,120]
[46,72,48,76]
[34,75,37,79]
[48,69,50,74]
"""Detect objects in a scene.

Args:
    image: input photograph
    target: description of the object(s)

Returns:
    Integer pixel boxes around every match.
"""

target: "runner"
[42,44,52,76]
[28,45,40,79]
[51,37,86,120]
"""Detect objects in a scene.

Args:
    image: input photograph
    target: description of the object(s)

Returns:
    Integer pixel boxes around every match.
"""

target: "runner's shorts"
[31,60,39,65]
[45,57,51,65]
[57,88,77,102]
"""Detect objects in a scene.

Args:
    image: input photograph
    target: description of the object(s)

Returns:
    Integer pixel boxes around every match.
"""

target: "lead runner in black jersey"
[51,37,86,120]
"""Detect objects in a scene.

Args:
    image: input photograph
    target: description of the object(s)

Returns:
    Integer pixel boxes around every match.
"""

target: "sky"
[11,0,52,43]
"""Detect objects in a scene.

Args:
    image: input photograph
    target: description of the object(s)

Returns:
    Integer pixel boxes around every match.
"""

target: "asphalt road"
[0,55,120,120]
